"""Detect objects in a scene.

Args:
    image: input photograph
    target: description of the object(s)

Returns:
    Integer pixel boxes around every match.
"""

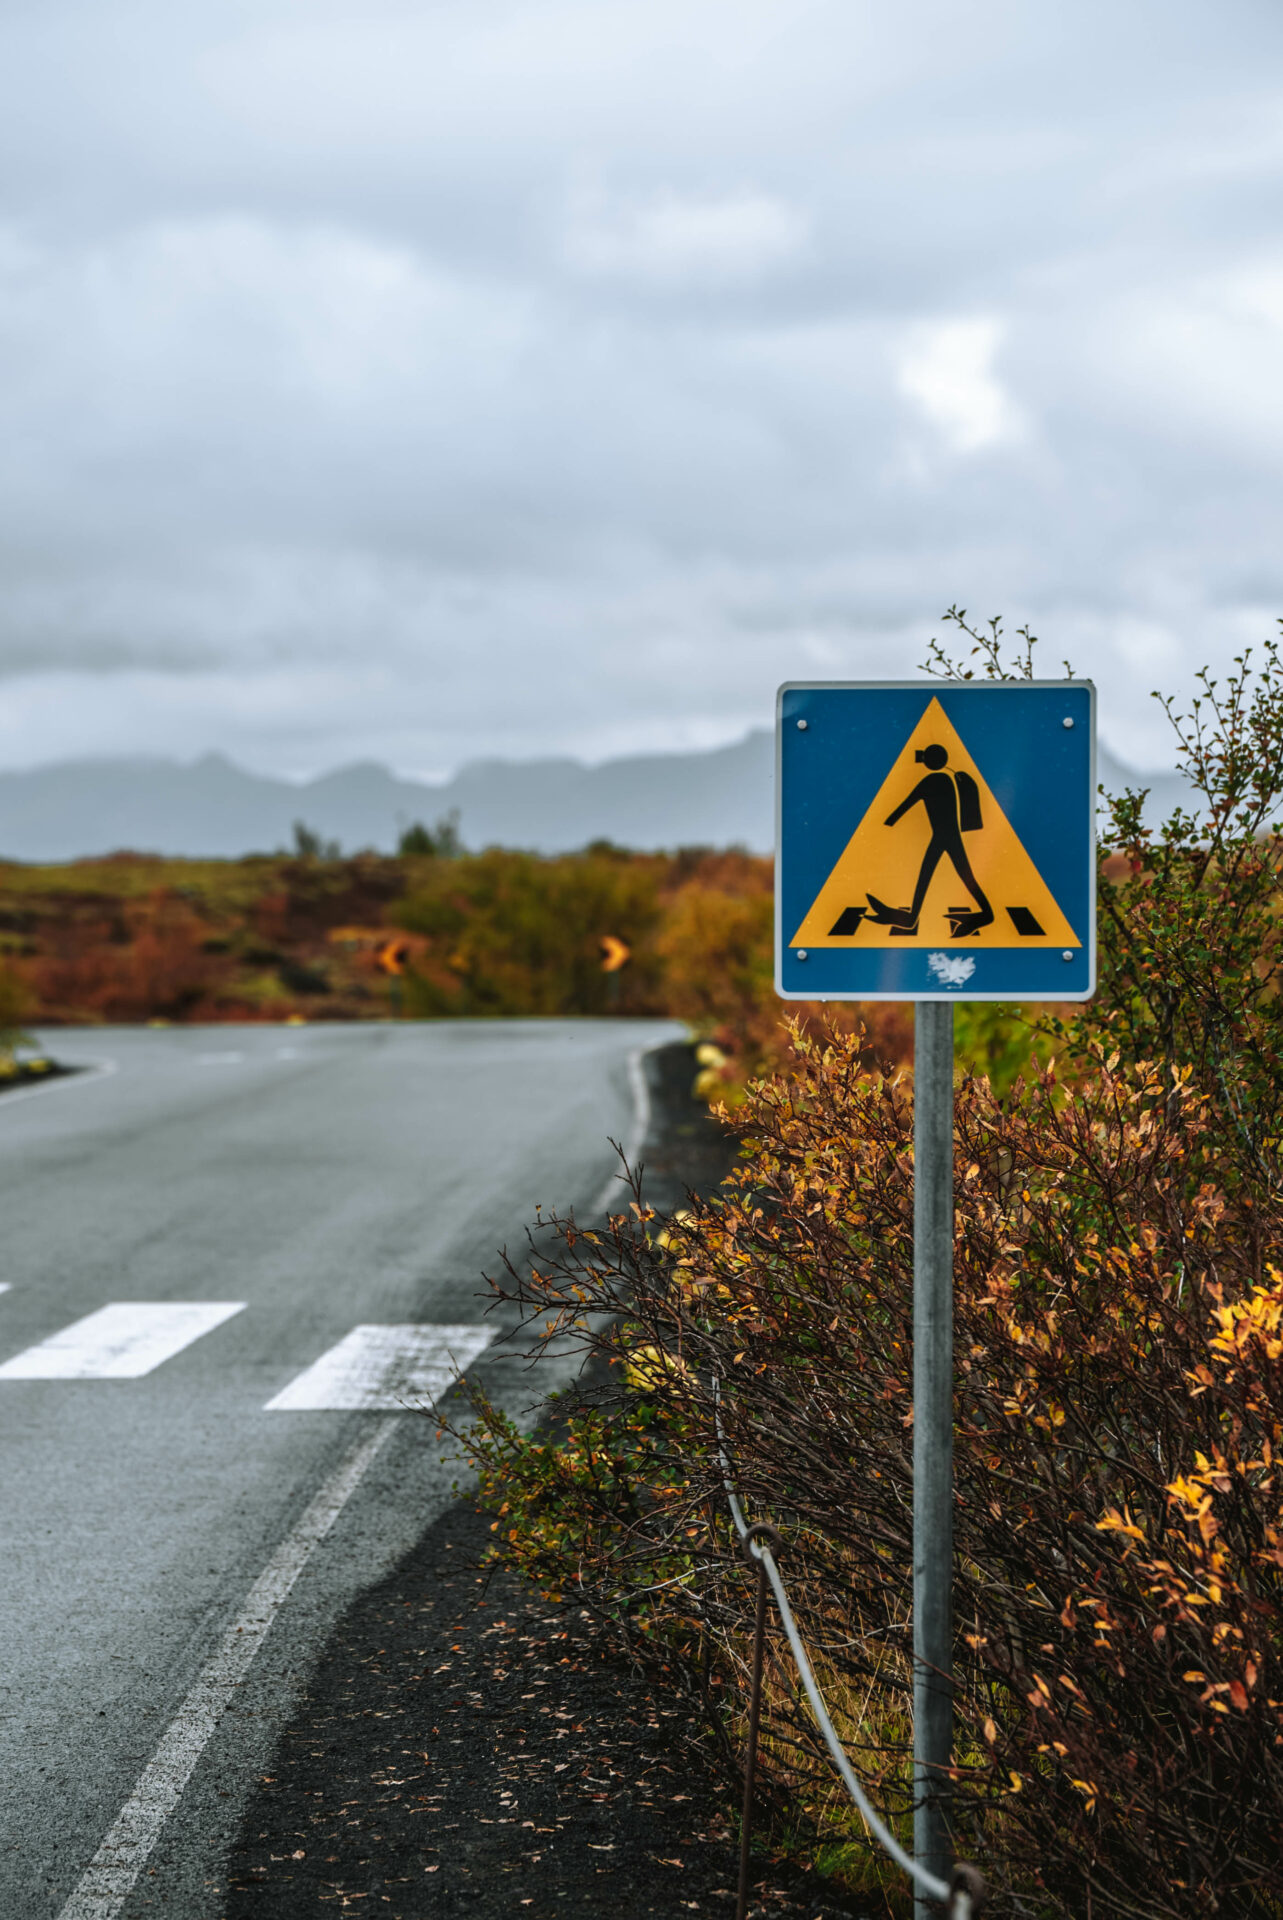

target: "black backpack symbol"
[955,769,982,833]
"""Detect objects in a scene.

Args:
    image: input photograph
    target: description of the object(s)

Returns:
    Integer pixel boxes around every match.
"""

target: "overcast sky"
[1,0,1281,779]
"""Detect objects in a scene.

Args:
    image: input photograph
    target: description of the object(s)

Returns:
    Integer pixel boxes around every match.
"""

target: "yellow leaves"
[668,1261,707,1299]
[449,975,1283,1906]
[1097,1507,1147,1543]
[624,1343,694,1397]
[1026,1673,1052,1709]
[1208,1273,1283,1367]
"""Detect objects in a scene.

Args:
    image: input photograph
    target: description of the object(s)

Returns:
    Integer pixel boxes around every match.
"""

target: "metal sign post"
[775,678,1096,1906]
[913,998,955,1910]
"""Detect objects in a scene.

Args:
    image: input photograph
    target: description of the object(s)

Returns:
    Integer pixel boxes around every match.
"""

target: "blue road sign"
[776,680,1096,1001]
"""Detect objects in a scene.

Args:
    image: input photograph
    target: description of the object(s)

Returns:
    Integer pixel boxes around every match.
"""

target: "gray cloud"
[0,0,1281,778]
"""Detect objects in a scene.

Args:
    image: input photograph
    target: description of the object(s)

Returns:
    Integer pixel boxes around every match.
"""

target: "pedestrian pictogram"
[791,696,1079,952]
[776,680,1095,1002]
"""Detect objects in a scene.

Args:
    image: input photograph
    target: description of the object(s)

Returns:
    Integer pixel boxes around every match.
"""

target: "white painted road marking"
[591,1044,650,1218]
[265,1322,494,1411]
[56,1420,398,1920]
[0,1302,246,1379]
[0,1283,10,1295]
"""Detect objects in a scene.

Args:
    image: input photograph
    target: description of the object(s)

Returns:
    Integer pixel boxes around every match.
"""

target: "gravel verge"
[220,1042,864,1920]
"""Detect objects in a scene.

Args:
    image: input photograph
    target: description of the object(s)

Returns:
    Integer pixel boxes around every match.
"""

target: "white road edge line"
[590,1044,652,1220]
[0,1056,118,1114]
[56,1418,399,1920]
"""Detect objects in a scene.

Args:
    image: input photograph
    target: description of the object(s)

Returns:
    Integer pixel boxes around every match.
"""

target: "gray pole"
[913,999,954,1912]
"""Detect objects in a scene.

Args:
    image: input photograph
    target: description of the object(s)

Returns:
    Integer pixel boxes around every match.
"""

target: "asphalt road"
[0,1019,678,1920]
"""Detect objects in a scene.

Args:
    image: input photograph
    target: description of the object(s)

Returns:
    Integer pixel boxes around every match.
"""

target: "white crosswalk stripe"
[0,1302,246,1379]
[265,1323,494,1411]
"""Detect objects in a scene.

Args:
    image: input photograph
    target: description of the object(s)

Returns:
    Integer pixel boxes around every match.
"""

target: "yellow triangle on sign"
[791,696,1081,950]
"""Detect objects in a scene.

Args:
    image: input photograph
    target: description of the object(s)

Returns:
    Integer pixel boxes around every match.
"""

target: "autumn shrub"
[6,853,411,1022]
[1065,641,1283,1197]
[459,620,1283,1917]
[652,874,774,1034]
[120,891,216,1018]
[0,959,35,1060]
[27,908,132,1021]
[395,846,669,1016]
[25,889,216,1021]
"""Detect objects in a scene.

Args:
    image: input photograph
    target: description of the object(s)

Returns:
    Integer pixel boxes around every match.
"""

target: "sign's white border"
[774,678,1098,1003]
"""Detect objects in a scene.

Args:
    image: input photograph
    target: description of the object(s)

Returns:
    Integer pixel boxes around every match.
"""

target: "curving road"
[0,1019,678,1919]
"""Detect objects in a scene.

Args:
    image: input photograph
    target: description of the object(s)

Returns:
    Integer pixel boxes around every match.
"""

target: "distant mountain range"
[0,734,1189,862]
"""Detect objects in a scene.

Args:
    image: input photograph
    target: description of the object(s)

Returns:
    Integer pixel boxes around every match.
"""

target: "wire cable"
[712,1379,978,1913]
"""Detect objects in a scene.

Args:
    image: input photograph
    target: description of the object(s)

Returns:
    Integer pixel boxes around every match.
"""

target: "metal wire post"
[737,1522,782,1920]
[713,1385,985,1916]
[914,999,955,1911]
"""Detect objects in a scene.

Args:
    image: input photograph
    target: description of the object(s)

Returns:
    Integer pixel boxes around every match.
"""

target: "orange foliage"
[471,1026,1283,1915]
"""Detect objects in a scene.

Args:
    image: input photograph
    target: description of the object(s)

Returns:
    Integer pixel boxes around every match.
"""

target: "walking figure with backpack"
[865,743,995,938]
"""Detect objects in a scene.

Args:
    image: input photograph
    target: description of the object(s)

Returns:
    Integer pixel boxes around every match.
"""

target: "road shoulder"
[217,1043,860,1918]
